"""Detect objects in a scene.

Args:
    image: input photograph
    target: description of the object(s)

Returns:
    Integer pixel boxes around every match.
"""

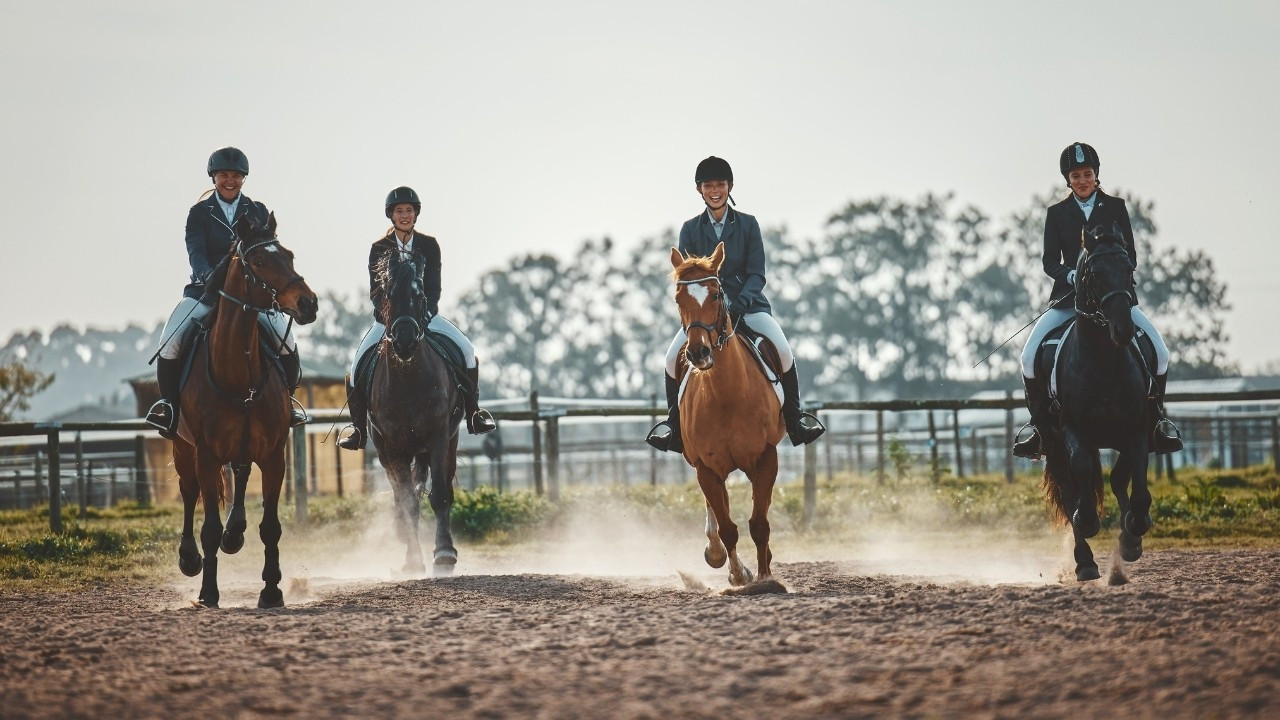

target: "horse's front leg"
[257,451,286,609]
[385,457,426,575]
[195,452,225,608]
[696,465,750,586]
[423,444,458,572]
[174,441,202,577]
[1115,447,1152,563]
[1063,431,1101,539]
[220,462,250,554]
[745,446,779,580]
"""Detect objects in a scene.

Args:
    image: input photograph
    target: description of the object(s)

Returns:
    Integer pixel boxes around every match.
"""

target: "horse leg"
[1064,433,1101,539]
[1109,453,1141,562]
[175,441,202,577]
[257,452,286,609]
[1072,524,1100,581]
[696,465,750,586]
[195,453,225,608]
[745,446,779,580]
[386,457,426,575]
[1123,448,1153,537]
[220,462,250,554]
[424,444,458,571]
[702,503,727,569]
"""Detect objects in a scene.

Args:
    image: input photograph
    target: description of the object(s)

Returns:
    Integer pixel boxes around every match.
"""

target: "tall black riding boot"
[780,366,825,446]
[1012,376,1049,459]
[464,365,497,435]
[279,353,309,427]
[1150,373,1183,453]
[144,357,181,439]
[338,380,367,451]
[645,373,684,453]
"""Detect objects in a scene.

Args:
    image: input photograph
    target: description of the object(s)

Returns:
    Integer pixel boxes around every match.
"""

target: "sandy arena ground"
[1,532,1278,719]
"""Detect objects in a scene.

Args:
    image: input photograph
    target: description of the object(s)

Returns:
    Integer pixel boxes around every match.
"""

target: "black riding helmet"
[207,147,249,177]
[1060,142,1100,181]
[385,186,421,218]
[695,156,733,184]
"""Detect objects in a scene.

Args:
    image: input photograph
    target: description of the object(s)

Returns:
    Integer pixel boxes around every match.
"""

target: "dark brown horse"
[669,244,786,586]
[173,214,318,608]
[368,249,462,575]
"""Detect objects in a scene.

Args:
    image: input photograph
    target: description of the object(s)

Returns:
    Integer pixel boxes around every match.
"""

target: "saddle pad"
[1047,322,1156,399]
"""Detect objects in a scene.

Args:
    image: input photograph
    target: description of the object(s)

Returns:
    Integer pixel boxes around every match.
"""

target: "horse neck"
[211,259,263,389]
[700,336,753,382]
[1071,317,1130,373]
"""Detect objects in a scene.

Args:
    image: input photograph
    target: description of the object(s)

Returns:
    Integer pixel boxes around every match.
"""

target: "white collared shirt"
[1076,192,1096,221]
[707,208,728,239]
[216,193,241,226]
[394,230,414,256]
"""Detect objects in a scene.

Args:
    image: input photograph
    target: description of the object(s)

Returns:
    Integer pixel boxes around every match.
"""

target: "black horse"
[1040,223,1154,581]
[367,250,463,574]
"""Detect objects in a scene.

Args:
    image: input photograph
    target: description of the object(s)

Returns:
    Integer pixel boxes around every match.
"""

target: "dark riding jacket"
[183,193,270,299]
[368,230,442,325]
[1042,189,1139,310]
[677,207,771,315]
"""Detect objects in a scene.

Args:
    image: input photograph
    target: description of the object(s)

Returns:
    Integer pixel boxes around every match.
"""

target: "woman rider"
[1013,142,1182,458]
[337,186,497,450]
[145,147,307,438]
[646,156,825,453]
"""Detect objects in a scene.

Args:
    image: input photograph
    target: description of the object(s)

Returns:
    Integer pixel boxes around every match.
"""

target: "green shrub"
[448,486,552,541]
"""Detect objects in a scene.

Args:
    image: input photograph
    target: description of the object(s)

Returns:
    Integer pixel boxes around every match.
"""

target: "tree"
[293,289,370,374]
[0,359,54,422]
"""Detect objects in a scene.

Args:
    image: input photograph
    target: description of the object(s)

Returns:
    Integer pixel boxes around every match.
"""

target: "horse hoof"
[220,533,245,555]
[1124,511,1153,537]
[258,587,285,609]
[178,552,202,578]
[1072,510,1101,539]
[1076,565,1101,582]
[197,596,220,609]
[1118,532,1144,562]
[704,547,726,569]
[434,549,458,566]
[730,567,755,587]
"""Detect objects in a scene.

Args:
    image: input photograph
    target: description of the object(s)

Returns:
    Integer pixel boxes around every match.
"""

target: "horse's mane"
[671,254,718,282]
[377,251,421,322]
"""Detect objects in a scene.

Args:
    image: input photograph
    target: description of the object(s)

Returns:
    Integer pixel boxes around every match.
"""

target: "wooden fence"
[2,389,1278,532]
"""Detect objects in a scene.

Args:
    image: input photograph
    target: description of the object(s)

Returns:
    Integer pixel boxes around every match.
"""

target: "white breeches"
[157,297,295,360]
[664,311,794,377]
[348,315,477,385]
[1021,306,1169,378]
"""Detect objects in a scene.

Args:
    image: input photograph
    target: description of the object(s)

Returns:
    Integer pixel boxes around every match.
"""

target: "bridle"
[218,236,307,315]
[677,274,732,351]
[1074,233,1135,328]
[386,255,428,347]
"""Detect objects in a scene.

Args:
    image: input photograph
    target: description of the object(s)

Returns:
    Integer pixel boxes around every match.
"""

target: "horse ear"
[710,242,725,271]
[234,216,253,240]
[669,247,683,269]
[1111,221,1123,240]
[266,211,277,237]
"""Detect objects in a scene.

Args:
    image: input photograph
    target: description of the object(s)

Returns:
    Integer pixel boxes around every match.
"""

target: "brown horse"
[172,214,318,608]
[669,244,786,586]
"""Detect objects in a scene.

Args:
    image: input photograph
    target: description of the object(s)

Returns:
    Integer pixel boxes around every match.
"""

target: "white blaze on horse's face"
[685,282,710,306]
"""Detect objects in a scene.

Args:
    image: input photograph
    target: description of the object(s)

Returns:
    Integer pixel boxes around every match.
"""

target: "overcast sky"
[2,1,1277,371]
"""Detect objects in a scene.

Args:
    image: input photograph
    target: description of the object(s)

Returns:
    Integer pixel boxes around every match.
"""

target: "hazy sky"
[2,1,1277,370]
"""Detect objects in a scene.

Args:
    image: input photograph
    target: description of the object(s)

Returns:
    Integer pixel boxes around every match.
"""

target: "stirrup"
[1012,422,1042,459]
[645,420,683,453]
[1152,418,1183,453]
[145,400,177,438]
[337,425,365,451]
[787,412,826,446]
[467,409,497,435]
[288,396,309,427]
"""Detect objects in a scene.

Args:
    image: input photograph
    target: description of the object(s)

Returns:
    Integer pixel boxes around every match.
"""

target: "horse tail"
[1039,436,1104,526]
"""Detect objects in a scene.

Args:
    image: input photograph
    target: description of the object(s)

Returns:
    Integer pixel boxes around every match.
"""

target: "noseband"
[1075,241,1135,327]
[677,274,731,351]
[218,237,307,314]
[387,260,428,346]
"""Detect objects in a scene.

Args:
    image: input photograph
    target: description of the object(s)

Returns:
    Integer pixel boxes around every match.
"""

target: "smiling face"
[390,203,417,236]
[697,179,732,216]
[212,170,244,202]
[1067,166,1098,201]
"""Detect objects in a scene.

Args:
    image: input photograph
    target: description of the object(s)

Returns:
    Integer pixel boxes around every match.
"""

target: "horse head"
[670,243,729,370]
[383,249,428,361]
[1074,221,1136,346]
[231,213,318,324]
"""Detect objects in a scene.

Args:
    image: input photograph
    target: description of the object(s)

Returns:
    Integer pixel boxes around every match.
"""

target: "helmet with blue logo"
[1059,142,1100,180]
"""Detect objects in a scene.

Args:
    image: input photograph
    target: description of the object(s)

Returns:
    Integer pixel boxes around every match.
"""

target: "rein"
[218,237,307,314]
[676,274,732,351]
[1075,241,1135,328]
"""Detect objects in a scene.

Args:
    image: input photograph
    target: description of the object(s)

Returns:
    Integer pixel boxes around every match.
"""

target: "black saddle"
[1034,318,1158,410]
[353,329,470,401]
[176,319,287,397]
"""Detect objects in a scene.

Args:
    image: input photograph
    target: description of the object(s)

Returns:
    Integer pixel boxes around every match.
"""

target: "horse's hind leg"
[1123,449,1153,537]
[257,452,286,609]
[1065,434,1102,539]
[174,441,202,577]
[696,465,750,586]
[1073,526,1100,581]
[746,446,779,580]
[1113,450,1151,563]
[220,462,250,554]
[424,443,458,572]
[386,456,426,575]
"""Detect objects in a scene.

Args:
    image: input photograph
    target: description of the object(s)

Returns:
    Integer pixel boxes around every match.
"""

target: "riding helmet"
[694,156,733,184]
[1059,142,1100,180]
[207,146,249,177]
[385,186,422,218]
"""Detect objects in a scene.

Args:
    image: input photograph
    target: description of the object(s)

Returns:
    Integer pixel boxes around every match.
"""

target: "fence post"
[334,436,344,498]
[75,433,87,519]
[1271,415,1279,471]
[308,431,319,495]
[546,414,560,502]
[34,450,44,507]
[1004,391,1015,484]
[928,410,940,484]
[803,438,817,527]
[952,409,965,479]
[875,410,885,484]
[823,413,834,483]
[44,427,62,533]
[133,435,151,506]
[292,425,308,524]
[530,391,544,496]
[649,391,658,487]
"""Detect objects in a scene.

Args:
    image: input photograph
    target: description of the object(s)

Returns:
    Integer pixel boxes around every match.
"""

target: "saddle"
[175,313,287,397]
[674,324,785,406]
[354,329,470,410]
[1034,319,1158,413]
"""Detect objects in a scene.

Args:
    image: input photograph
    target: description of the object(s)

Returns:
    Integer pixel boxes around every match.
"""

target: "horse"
[669,243,786,587]
[1040,223,1153,581]
[173,213,318,608]
[367,248,462,575]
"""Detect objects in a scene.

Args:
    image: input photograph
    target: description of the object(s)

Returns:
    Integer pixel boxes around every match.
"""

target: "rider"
[145,147,308,438]
[1013,141,1182,459]
[646,156,825,453]
[337,186,497,450]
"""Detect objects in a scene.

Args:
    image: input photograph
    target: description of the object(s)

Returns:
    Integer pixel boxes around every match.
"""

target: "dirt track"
[2,545,1278,719]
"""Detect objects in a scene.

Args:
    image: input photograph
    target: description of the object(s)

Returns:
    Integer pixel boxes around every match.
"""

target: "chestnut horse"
[669,244,786,586]
[368,249,462,575]
[173,214,318,608]
[1040,223,1153,581]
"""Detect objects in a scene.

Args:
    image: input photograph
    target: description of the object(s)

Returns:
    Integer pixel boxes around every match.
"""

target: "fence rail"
[2,390,1278,532]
